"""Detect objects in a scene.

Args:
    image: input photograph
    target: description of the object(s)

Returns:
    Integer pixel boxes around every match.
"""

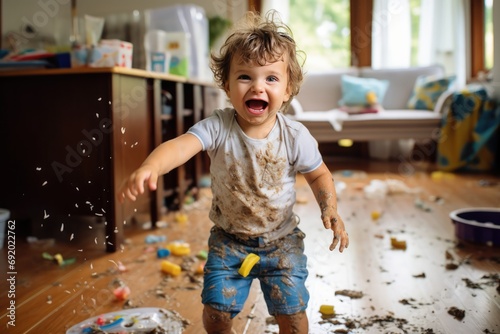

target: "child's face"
[225,55,291,131]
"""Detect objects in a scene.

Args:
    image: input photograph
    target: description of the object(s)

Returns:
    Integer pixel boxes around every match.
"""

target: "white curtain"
[418,0,468,88]
[371,0,411,69]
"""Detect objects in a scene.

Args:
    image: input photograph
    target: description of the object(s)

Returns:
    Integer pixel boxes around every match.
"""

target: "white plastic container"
[0,209,10,249]
[145,5,209,80]
[369,139,415,160]
[165,32,190,77]
[144,30,171,73]
[369,140,392,160]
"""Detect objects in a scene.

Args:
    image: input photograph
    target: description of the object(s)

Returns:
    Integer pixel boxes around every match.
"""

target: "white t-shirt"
[187,108,322,243]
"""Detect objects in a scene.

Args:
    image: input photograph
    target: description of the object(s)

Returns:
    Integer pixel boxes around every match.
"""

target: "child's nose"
[251,80,265,93]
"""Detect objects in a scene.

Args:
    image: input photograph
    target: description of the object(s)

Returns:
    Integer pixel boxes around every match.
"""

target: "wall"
[1,0,247,50]
[1,0,72,50]
[77,0,247,19]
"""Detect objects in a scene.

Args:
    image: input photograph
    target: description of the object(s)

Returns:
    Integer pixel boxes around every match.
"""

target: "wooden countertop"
[0,66,218,87]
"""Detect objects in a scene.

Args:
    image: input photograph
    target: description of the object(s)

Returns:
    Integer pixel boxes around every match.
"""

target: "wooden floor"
[1,158,499,333]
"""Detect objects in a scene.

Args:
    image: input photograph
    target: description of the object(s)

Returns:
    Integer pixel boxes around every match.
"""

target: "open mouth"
[245,99,268,115]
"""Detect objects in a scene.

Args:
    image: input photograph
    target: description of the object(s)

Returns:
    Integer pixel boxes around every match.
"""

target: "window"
[485,0,494,70]
[409,0,421,66]
[288,0,351,70]
[253,0,491,80]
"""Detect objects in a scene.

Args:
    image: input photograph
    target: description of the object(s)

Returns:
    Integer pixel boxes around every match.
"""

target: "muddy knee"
[275,311,308,334]
[203,305,233,333]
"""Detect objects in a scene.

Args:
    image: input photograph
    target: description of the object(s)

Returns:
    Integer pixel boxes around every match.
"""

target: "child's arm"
[303,162,349,252]
[119,133,203,202]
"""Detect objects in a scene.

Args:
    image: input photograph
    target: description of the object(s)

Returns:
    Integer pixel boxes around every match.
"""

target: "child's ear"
[283,87,291,103]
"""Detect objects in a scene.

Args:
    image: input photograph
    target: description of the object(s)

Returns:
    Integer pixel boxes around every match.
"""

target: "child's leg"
[202,305,233,334]
[201,227,255,332]
[258,228,310,333]
[275,311,309,334]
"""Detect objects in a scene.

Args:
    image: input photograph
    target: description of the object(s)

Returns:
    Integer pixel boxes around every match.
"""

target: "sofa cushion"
[339,75,389,106]
[296,68,359,111]
[359,65,445,109]
[407,75,456,110]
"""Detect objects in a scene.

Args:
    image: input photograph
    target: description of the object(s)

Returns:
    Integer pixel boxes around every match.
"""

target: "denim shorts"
[201,226,309,318]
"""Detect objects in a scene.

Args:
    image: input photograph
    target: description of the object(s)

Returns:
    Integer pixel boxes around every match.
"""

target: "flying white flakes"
[89,225,93,229]
[70,233,74,241]
[36,167,42,171]
[44,210,50,219]
[96,113,99,118]
[98,97,102,101]
[94,237,98,244]
[42,181,48,186]
[60,223,64,232]
[121,127,126,134]
[114,227,118,234]
[76,187,79,191]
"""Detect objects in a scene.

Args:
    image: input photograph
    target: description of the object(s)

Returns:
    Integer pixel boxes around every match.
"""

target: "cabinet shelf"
[150,80,219,226]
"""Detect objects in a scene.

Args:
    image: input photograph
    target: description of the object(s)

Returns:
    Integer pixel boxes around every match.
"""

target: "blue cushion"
[339,75,389,106]
[407,75,456,110]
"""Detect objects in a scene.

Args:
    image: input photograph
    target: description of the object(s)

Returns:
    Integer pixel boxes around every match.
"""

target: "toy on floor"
[66,307,186,333]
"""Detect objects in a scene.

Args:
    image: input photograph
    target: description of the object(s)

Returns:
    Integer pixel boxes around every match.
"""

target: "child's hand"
[321,207,349,252]
[119,165,159,203]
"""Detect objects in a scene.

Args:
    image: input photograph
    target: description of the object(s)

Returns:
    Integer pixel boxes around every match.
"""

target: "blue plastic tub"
[450,208,500,245]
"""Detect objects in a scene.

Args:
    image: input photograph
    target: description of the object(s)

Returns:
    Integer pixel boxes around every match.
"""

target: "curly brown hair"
[210,10,305,113]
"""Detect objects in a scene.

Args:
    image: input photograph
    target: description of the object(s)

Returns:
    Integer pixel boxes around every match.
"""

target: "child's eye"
[267,76,278,82]
[238,74,250,80]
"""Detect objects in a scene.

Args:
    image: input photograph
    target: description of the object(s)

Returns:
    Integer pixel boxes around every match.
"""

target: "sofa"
[287,65,454,149]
